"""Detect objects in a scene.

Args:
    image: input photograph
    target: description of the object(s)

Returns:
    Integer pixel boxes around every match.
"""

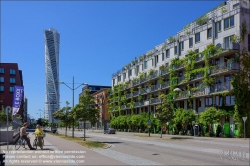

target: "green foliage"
[73,90,100,126]
[168,36,176,43]
[173,108,196,125]
[156,97,174,125]
[0,109,12,122]
[139,72,145,80]
[195,14,209,26]
[147,51,153,57]
[148,69,155,76]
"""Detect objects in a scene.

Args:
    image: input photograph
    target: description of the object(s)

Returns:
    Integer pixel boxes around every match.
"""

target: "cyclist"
[33,124,44,149]
[20,123,35,150]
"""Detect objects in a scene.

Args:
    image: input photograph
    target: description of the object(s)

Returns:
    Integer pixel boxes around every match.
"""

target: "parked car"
[104,128,116,134]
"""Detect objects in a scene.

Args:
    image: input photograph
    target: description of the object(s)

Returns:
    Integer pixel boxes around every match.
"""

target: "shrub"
[205,132,210,137]
[124,129,127,132]
[144,129,148,133]
[128,129,132,132]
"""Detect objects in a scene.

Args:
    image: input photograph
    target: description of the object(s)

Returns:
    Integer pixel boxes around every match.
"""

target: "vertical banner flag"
[12,86,24,115]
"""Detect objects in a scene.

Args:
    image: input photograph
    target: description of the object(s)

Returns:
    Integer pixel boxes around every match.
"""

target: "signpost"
[5,106,11,150]
[148,120,151,129]
[242,117,247,139]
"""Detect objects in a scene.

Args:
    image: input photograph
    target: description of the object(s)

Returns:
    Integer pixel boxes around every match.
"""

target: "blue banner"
[12,86,24,115]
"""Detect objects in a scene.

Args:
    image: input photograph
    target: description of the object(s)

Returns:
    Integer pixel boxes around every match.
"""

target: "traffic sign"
[148,120,151,125]
[147,125,151,128]
[242,117,247,122]
[5,106,11,115]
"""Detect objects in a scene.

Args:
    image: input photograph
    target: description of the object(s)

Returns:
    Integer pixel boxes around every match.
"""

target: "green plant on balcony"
[182,23,191,30]
[195,14,209,26]
[147,51,153,57]
[138,95,143,102]
[159,65,165,71]
[132,77,138,83]
[139,55,144,61]
[168,36,176,43]
[130,87,134,93]
[185,31,191,35]
[159,76,165,85]
[139,72,145,80]
[148,69,155,76]
[149,94,153,99]
[221,7,227,13]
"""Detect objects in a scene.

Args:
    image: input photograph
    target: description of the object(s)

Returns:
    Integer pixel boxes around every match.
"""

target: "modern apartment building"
[0,63,24,119]
[92,88,111,129]
[44,28,60,123]
[111,0,250,137]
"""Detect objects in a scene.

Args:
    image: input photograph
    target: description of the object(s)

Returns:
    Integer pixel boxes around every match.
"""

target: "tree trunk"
[65,125,67,137]
[160,126,162,138]
[83,121,86,141]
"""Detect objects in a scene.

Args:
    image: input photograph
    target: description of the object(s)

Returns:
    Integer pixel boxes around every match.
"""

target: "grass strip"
[48,132,108,149]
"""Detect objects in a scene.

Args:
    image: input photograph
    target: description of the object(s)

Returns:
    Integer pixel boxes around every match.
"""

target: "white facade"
[44,28,60,123]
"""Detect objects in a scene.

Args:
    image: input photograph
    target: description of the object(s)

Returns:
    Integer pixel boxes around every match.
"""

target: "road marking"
[94,148,165,165]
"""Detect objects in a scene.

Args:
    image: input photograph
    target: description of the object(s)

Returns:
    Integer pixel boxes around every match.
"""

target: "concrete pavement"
[0,131,128,165]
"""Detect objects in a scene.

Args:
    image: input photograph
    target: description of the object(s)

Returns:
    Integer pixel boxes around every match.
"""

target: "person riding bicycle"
[20,122,35,150]
[33,124,44,149]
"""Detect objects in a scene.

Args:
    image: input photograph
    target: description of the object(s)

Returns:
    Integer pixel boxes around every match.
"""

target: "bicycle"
[33,134,44,150]
[15,137,27,150]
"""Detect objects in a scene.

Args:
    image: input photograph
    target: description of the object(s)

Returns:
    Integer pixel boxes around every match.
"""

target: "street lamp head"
[82,83,88,85]
[58,82,65,84]
[173,88,182,92]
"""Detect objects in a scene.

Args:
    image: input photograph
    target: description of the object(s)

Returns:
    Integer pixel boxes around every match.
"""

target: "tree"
[37,118,49,127]
[53,101,71,136]
[156,94,174,138]
[73,89,99,141]
[231,21,250,138]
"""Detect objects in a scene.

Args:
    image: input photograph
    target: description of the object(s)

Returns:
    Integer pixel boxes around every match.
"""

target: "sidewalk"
[0,131,127,165]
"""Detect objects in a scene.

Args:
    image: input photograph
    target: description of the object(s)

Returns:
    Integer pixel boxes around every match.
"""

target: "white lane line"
[94,148,165,166]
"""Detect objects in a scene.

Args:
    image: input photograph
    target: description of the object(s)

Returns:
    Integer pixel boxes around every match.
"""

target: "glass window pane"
[230,16,234,27]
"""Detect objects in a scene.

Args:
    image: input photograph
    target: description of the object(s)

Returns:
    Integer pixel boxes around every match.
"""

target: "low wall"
[0,131,20,144]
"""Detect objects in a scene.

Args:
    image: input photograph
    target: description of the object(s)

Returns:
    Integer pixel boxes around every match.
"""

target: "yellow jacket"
[34,128,44,137]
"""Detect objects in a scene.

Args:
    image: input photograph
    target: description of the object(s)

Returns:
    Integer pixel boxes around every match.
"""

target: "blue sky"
[1,1,224,120]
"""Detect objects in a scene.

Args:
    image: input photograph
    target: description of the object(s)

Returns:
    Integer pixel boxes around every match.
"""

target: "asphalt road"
[58,129,250,165]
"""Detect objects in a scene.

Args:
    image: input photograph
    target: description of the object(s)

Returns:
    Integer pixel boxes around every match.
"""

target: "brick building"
[0,63,24,120]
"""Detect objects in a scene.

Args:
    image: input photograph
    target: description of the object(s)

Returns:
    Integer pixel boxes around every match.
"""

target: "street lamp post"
[60,76,87,138]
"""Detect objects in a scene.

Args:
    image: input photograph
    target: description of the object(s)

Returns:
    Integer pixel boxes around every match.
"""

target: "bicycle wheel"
[42,139,44,146]
[15,139,21,150]
[33,139,37,150]
[22,140,26,149]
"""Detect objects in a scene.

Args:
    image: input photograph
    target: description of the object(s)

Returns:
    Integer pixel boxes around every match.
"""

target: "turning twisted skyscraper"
[44,28,60,123]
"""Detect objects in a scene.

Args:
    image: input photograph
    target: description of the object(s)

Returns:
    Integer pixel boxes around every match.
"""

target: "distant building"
[0,63,24,120]
[79,85,111,96]
[44,28,60,123]
[92,88,110,129]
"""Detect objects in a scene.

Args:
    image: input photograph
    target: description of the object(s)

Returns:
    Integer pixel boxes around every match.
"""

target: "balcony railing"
[196,54,204,62]
[151,84,161,92]
[150,98,161,104]
[162,81,170,89]
[134,102,143,107]
[149,71,158,80]
[209,83,233,93]
[222,43,240,50]
[191,89,208,97]
[176,92,187,100]
[178,76,185,84]
[190,73,204,81]
[133,91,139,97]
[160,69,169,75]
[140,77,148,83]
[132,80,140,86]
[211,63,239,75]
[126,93,132,98]
[121,105,126,110]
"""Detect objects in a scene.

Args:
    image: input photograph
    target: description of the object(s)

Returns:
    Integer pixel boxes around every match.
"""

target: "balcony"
[126,93,132,98]
[134,102,143,107]
[209,83,233,93]
[133,91,139,97]
[150,98,161,105]
[176,92,187,100]
[222,43,240,51]
[140,77,148,84]
[149,71,158,80]
[191,89,208,97]
[162,81,170,89]
[160,69,169,76]
[151,84,161,92]
[196,54,204,62]
[178,76,185,84]
[190,73,204,81]
[211,63,239,75]
[132,80,140,86]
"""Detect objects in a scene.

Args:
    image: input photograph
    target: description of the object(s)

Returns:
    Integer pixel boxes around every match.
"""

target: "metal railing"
[150,98,161,104]
[162,82,170,89]
[176,92,187,100]
[190,73,204,81]
[211,63,239,75]
[133,91,139,97]
[196,54,204,62]
[209,83,233,93]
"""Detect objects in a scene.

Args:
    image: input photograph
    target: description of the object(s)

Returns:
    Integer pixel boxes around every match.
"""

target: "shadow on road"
[100,141,123,144]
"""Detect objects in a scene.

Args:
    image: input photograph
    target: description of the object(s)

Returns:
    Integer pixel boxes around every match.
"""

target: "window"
[180,41,184,50]
[215,21,221,38]
[0,86,4,92]
[224,16,234,29]
[195,32,200,43]
[10,86,14,93]
[189,38,193,47]
[207,28,212,38]
[180,101,184,109]
[205,97,213,107]
[10,69,16,75]
[215,59,220,65]
[224,35,234,49]
[195,49,199,53]
[174,46,178,55]
[165,62,169,67]
[129,69,132,76]
[0,68,4,74]
[195,82,200,87]
[233,3,239,9]
[136,66,139,76]
[0,77,4,83]
[162,53,164,61]
[215,96,222,106]
[144,61,148,69]
[112,79,115,86]
[166,49,170,58]
[155,55,158,66]
[118,76,121,82]
[10,78,16,84]
[225,95,235,105]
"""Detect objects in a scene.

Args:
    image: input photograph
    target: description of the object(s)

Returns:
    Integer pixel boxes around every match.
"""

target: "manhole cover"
[152,153,160,155]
